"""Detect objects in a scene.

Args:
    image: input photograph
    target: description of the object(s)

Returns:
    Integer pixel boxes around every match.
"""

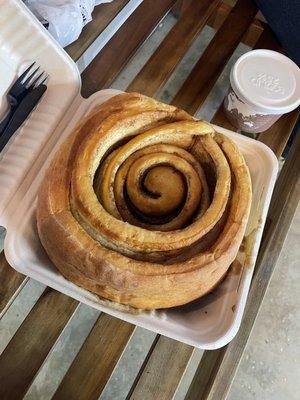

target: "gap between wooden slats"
[111,11,178,92]
[0,280,46,354]
[51,313,135,400]
[207,1,264,48]
[127,336,193,400]
[98,328,157,400]
[66,0,130,61]
[23,304,101,400]
[127,0,221,96]
[171,0,258,114]
[0,289,78,400]
[81,0,177,97]
[0,252,27,316]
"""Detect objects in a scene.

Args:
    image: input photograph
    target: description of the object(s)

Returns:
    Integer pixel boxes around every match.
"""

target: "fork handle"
[0,107,16,135]
[0,85,47,153]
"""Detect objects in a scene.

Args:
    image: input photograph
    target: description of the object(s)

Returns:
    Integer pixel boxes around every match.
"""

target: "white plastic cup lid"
[230,50,300,115]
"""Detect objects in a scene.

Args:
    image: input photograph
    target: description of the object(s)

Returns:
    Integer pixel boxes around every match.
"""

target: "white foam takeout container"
[0,0,278,349]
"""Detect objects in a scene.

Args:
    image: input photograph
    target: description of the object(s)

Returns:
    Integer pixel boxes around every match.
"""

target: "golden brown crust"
[37,93,252,309]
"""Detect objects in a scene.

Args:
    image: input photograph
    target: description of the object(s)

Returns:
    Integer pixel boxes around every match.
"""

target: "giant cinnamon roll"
[37,93,252,309]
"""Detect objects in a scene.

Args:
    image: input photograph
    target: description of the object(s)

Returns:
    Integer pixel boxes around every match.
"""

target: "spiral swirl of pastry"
[37,93,252,309]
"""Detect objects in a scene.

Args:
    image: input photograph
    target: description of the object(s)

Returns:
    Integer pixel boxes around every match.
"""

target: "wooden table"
[0,1,299,399]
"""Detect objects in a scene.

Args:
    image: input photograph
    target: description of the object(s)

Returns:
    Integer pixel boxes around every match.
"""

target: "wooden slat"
[127,0,221,97]
[185,130,300,400]
[207,2,264,48]
[81,0,176,98]
[241,18,264,48]
[206,2,231,30]
[171,0,257,114]
[253,23,282,52]
[0,288,78,400]
[171,0,193,18]
[52,314,134,400]
[66,0,130,61]
[0,252,26,315]
[128,336,193,400]
[184,349,226,400]
[206,1,228,29]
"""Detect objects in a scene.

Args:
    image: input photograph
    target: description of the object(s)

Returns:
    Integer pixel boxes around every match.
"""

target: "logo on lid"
[250,73,284,95]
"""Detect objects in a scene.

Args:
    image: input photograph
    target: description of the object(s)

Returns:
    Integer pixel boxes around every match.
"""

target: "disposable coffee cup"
[223,49,300,133]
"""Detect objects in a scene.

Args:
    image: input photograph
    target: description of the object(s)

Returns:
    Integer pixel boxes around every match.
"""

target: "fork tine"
[40,74,49,85]
[15,62,36,85]
[28,71,44,89]
[23,67,40,88]
[35,73,49,88]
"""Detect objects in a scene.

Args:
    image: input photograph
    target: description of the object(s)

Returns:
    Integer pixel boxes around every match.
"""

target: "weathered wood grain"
[52,313,134,400]
[0,252,26,315]
[171,0,257,113]
[207,2,264,48]
[127,0,221,97]
[128,336,194,400]
[0,288,78,400]
[66,0,130,61]
[171,0,193,18]
[81,0,176,97]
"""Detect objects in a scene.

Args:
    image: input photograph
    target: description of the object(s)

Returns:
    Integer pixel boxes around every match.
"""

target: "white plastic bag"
[24,0,113,47]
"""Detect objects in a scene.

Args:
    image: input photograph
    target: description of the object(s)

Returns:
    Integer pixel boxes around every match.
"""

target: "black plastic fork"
[0,62,47,135]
